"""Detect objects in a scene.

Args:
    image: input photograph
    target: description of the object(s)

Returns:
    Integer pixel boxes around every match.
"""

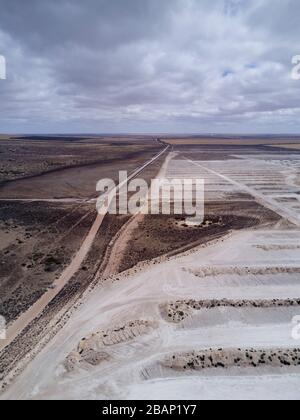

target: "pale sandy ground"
[2,152,300,400]
[2,227,300,400]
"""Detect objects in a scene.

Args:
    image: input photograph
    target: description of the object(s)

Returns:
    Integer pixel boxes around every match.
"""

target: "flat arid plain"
[1,135,300,400]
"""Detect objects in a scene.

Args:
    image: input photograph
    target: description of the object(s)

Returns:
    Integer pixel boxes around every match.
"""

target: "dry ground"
[119,201,279,273]
[2,137,300,400]
[0,135,167,387]
[0,201,95,322]
[163,136,300,146]
[267,144,300,151]
[0,136,161,199]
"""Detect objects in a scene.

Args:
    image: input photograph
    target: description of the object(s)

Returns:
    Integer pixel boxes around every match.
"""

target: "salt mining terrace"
[3,149,300,400]
[179,153,300,226]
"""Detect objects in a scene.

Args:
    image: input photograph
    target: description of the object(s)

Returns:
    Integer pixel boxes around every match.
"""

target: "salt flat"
[3,150,300,400]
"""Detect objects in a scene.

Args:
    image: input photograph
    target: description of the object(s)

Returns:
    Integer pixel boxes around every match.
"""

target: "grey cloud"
[0,0,299,133]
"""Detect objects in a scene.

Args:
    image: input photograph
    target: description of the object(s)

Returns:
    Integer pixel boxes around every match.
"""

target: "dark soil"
[119,201,281,273]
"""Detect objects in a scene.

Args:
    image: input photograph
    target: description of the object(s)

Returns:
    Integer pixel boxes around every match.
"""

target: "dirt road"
[0,145,169,352]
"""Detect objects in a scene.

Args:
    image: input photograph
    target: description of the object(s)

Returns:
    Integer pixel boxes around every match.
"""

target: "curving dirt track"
[3,144,300,400]
[0,146,169,353]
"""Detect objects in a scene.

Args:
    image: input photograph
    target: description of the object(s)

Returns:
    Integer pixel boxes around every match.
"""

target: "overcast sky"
[0,0,300,134]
